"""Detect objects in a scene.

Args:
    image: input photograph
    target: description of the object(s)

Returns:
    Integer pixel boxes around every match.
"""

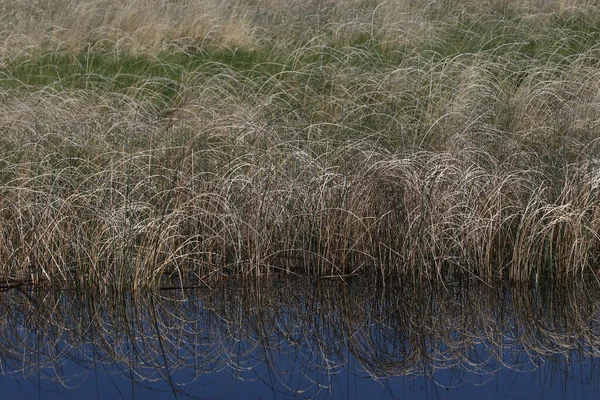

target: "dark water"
[1,277,600,399]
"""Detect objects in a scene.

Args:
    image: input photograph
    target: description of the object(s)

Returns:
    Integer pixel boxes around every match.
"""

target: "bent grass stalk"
[1,0,600,288]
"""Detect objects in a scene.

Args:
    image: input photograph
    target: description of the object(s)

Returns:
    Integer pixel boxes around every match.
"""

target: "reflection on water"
[1,277,600,399]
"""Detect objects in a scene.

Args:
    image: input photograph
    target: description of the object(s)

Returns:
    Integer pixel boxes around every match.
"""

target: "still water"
[1,277,599,399]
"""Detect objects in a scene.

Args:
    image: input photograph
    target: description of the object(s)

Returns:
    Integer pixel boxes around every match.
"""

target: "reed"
[1,0,600,288]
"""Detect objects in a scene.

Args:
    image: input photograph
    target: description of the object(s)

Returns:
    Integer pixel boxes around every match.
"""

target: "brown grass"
[1,0,600,287]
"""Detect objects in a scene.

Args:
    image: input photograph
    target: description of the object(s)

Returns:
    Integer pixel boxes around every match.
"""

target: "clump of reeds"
[1,0,600,288]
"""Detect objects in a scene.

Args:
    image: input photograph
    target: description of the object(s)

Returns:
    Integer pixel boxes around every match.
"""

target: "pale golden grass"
[0,0,244,56]
[2,0,597,58]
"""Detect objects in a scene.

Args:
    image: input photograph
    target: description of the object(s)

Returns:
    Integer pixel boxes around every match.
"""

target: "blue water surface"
[0,279,598,399]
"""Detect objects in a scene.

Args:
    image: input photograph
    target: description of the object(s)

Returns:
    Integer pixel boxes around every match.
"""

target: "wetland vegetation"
[1,0,600,288]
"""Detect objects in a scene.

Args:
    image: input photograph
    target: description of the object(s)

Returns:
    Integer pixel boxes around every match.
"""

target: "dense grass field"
[1,0,600,289]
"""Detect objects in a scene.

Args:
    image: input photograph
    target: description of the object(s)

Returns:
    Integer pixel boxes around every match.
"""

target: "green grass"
[1,0,600,289]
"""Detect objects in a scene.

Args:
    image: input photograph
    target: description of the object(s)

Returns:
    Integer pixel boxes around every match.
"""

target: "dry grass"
[1,0,600,288]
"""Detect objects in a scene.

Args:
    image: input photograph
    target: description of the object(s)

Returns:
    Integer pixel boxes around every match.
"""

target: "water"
[1,277,599,399]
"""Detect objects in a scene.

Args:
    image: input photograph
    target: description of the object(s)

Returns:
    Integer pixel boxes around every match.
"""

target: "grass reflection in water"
[0,277,599,398]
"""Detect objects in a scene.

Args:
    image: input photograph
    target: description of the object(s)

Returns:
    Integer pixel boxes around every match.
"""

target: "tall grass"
[1,0,600,288]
